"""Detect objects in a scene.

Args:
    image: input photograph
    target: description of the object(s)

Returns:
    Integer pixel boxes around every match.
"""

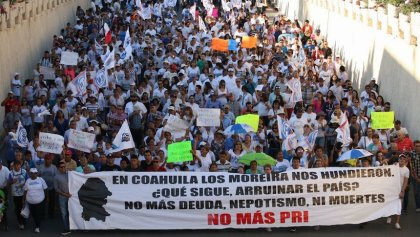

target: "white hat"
[29,168,38,173]
[168,106,175,110]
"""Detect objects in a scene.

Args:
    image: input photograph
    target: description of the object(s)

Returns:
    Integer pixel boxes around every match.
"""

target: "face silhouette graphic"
[78,178,112,222]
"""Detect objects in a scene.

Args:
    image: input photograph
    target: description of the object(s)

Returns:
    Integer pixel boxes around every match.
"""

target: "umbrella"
[336,149,373,162]
[224,124,254,135]
[239,152,277,166]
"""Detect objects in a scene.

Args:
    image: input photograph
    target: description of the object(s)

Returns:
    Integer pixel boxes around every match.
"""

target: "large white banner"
[196,108,221,127]
[69,166,401,230]
[67,129,95,153]
[60,51,79,66]
[38,132,64,154]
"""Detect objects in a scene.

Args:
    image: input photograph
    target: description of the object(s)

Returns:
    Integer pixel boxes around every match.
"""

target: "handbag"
[20,202,30,219]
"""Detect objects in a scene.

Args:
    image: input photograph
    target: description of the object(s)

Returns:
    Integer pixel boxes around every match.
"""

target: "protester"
[54,161,71,235]
[7,161,28,230]
[1,0,418,233]
[0,160,10,230]
[387,154,409,230]
[23,168,47,233]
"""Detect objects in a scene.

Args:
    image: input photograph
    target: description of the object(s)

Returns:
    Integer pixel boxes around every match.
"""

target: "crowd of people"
[0,0,419,234]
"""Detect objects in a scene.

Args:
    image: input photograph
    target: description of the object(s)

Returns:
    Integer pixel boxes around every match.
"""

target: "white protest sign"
[163,115,189,138]
[68,129,95,153]
[38,132,64,154]
[60,51,79,66]
[39,66,56,80]
[197,108,221,127]
[69,166,401,230]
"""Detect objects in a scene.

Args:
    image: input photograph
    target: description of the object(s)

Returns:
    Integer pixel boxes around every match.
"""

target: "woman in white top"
[216,80,229,106]
[357,127,374,149]
[23,168,47,233]
[228,141,247,173]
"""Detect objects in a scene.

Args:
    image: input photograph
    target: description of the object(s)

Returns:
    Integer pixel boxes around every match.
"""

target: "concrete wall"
[277,0,420,139]
[0,0,91,120]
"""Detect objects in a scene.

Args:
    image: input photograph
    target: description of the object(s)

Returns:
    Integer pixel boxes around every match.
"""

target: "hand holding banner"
[69,166,401,230]
[167,141,193,163]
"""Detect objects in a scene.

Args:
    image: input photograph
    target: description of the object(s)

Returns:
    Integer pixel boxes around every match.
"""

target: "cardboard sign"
[371,112,395,129]
[68,129,95,153]
[167,141,193,163]
[212,38,229,52]
[38,132,64,154]
[60,51,79,65]
[241,36,257,49]
[196,108,221,127]
[39,66,56,80]
[236,114,260,132]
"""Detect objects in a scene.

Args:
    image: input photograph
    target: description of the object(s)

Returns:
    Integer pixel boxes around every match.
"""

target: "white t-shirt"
[24,177,47,204]
[195,151,212,172]
[31,105,47,123]
[399,165,410,188]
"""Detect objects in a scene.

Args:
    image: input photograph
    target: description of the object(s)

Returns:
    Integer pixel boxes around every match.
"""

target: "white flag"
[95,40,104,55]
[103,49,115,69]
[16,121,28,147]
[111,120,135,152]
[221,0,230,12]
[135,0,141,8]
[202,0,213,12]
[142,6,152,19]
[123,28,131,49]
[287,78,303,102]
[198,16,207,32]
[94,67,108,88]
[153,3,162,17]
[121,45,133,62]
[336,113,352,146]
[100,46,110,62]
[189,4,196,20]
[72,71,87,97]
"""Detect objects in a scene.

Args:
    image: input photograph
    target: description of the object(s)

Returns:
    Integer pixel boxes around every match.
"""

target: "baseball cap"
[29,168,38,173]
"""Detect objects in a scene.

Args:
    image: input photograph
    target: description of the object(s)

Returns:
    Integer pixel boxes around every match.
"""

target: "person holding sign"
[192,142,213,172]
[386,155,409,230]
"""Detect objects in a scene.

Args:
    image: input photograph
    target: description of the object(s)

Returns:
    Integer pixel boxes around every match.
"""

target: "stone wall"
[0,0,91,122]
[276,0,420,139]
